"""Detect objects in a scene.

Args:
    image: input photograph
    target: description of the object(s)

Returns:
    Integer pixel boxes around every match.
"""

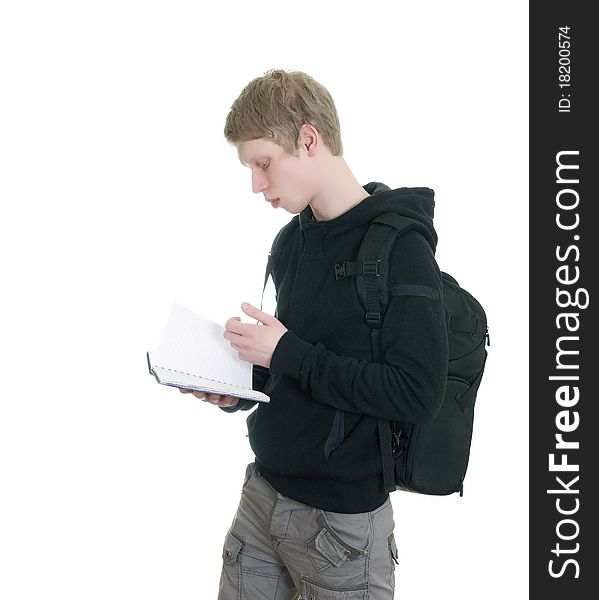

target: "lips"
[266,198,280,208]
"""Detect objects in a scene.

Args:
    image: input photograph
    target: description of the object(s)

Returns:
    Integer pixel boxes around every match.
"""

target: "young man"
[183,69,448,598]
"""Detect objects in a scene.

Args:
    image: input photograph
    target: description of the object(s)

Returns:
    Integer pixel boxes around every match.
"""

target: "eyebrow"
[239,155,267,168]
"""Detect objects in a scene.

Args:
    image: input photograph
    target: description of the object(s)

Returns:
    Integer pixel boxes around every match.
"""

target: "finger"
[241,302,271,324]
[224,316,244,334]
[205,393,223,404]
[220,395,239,407]
[191,390,207,400]
[224,330,245,346]
[213,395,238,407]
[179,388,192,394]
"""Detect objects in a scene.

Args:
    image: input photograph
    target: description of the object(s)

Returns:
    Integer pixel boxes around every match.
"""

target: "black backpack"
[335,213,489,496]
[263,212,489,497]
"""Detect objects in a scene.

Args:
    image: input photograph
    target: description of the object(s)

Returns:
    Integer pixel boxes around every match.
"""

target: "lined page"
[153,303,251,389]
[147,354,268,403]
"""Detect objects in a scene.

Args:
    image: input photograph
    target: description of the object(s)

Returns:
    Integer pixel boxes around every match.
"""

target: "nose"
[251,169,267,194]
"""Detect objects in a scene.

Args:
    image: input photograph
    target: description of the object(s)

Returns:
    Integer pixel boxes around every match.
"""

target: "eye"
[259,161,269,170]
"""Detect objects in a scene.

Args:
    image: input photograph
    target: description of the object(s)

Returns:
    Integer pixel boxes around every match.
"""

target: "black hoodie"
[231,183,448,513]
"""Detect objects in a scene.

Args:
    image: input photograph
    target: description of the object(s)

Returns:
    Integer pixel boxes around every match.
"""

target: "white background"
[0,1,528,598]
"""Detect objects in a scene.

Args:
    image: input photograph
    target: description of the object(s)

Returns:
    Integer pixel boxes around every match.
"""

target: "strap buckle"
[366,311,381,325]
[363,260,382,276]
[334,262,348,280]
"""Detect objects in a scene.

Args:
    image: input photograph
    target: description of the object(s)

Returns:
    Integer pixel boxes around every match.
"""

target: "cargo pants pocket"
[218,531,244,599]
[219,529,296,599]
[306,525,368,570]
[301,577,367,600]
[304,523,369,598]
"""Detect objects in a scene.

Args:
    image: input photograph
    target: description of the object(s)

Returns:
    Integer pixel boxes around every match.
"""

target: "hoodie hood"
[298,182,438,252]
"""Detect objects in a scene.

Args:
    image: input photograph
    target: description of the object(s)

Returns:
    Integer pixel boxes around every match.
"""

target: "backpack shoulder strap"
[335,213,419,494]
[261,217,299,310]
[336,213,417,336]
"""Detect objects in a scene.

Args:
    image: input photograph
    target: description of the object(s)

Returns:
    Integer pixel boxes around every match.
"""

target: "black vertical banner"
[531,2,598,599]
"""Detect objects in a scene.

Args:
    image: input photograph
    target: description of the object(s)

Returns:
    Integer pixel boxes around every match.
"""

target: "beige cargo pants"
[218,463,398,599]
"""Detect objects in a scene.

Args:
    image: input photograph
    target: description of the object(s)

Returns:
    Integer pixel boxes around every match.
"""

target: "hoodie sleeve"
[268,231,448,423]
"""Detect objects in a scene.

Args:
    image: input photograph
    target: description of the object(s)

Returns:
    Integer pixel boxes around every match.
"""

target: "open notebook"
[147,303,269,403]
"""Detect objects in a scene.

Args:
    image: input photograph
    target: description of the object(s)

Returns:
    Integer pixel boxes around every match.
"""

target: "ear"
[298,123,320,156]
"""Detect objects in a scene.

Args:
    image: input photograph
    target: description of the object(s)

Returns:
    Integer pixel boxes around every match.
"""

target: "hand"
[224,302,288,368]
[178,388,240,407]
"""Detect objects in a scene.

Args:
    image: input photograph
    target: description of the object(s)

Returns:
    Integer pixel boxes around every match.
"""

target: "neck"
[309,156,370,221]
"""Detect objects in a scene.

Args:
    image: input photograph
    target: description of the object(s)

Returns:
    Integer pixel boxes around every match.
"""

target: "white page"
[147,352,268,403]
[153,303,251,389]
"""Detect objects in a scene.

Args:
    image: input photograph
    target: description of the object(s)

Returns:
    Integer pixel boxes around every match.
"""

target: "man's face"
[237,138,314,215]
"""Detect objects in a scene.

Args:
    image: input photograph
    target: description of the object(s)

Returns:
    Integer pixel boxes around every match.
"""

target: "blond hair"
[224,69,343,156]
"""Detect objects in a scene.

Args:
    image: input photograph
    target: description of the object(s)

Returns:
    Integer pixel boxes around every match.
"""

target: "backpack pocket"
[405,376,476,495]
[448,375,475,413]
